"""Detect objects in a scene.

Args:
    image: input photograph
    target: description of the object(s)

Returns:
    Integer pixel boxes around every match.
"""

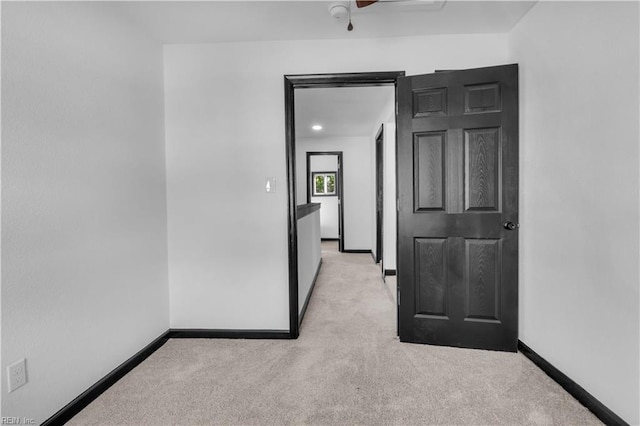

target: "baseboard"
[518,340,628,426]
[42,327,291,425]
[299,258,323,326]
[384,269,396,276]
[168,329,291,339]
[41,330,170,426]
[321,238,339,241]
[342,249,372,254]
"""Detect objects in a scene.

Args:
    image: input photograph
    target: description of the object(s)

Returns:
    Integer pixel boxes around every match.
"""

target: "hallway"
[69,243,600,425]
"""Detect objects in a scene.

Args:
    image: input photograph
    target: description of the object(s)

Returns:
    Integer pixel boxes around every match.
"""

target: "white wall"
[297,210,321,314]
[298,137,373,250]
[382,122,397,272]
[164,33,508,330]
[369,91,395,266]
[1,2,169,423]
[308,155,339,239]
[509,2,639,424]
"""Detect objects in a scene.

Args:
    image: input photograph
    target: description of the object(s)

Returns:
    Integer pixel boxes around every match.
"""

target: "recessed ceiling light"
[312,124,323,131]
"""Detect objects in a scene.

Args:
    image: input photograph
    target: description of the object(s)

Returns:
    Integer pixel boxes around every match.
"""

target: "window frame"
[311,171,337,197]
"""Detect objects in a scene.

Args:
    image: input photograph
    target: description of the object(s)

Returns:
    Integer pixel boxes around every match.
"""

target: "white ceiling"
[295,86,395,139]
[117,0,536,142]
[119,1,537,44]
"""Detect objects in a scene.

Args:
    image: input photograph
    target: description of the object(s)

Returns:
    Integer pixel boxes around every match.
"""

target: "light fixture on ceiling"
[329,2,349,20]
[329,1,354,31]
[312,124,323,131]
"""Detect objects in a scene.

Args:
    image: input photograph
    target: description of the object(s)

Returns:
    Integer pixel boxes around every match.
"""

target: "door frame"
[375,125,384,264]
[284,71,405,338]
[306,152,344,252]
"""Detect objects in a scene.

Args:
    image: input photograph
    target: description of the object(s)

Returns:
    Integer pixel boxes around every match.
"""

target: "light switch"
[266,177,276,193]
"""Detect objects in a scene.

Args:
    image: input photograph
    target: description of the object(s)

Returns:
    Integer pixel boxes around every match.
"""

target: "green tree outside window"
[326,174,335,193]
[315,175,325,194]
[312,172,337,196]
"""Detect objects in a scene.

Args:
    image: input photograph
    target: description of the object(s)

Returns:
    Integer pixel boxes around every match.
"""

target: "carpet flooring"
[69,241,601,425]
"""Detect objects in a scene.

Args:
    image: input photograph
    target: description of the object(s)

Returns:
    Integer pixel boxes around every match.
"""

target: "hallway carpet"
[70,242,600,425]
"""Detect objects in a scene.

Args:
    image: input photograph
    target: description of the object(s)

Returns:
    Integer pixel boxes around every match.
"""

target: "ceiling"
[119,1,538,44]
[295,86,395,139]
[117,0,537,142]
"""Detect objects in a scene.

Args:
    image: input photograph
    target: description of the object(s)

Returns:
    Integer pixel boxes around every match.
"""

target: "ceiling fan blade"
[356,0,378,8]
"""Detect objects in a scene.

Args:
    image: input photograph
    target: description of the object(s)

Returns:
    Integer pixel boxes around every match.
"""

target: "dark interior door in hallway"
[397,64,519,352]
[375,125,384,264]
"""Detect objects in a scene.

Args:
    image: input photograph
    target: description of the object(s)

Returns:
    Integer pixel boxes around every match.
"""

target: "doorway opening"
[284,72,404,338]
[306,152,344,252]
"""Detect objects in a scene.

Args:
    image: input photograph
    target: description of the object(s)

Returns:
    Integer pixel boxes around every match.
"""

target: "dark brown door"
[375,126,384,264]
[397,64,519,352]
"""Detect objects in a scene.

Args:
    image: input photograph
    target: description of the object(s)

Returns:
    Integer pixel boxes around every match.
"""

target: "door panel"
[414,87,448,117]
[397,64,518,352]
[465,128,500,211]
[464,82,501,113]
[414,133,446,211]
[465,238,501,322]
[415,238,448,318]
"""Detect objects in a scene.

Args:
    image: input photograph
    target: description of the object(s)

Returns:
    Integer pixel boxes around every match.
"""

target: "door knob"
[503,221,519,230]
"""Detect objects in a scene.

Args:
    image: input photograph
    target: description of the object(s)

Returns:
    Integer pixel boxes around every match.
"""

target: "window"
[312,172,337,196]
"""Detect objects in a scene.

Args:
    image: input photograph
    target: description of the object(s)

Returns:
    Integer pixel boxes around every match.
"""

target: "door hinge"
[397,288,400,305]
[396,199,400,212]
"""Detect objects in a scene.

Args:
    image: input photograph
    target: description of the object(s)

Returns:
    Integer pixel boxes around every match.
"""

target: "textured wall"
[297,210,321,314]
[368,92,395,265]
[301,138,373,250]
[382,122,397,272]
[162,33,509,329]
[1,3,169,422]
[509,2,640,423]
[309,155,340,239]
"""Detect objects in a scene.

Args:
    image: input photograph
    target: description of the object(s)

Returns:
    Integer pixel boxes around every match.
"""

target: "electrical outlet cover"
[7,358,27,393]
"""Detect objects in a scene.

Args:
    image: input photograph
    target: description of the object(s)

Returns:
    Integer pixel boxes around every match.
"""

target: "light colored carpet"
[69,241,601,425]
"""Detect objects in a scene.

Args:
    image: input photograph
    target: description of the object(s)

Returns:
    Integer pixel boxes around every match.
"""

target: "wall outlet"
[7,358,27,393]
